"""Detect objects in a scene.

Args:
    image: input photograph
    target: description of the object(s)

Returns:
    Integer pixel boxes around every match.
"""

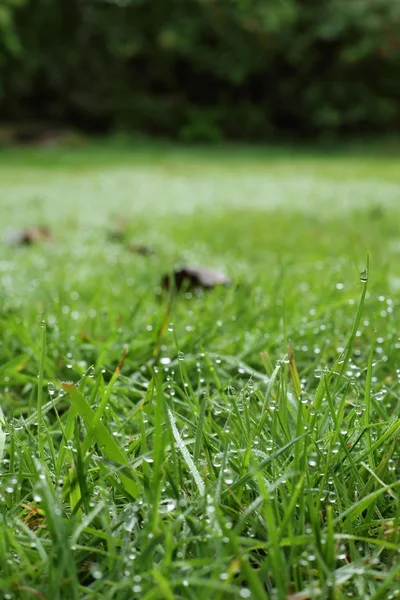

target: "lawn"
[0,141,400,600]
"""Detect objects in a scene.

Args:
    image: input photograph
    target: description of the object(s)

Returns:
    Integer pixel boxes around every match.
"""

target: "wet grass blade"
[62,382,138,498]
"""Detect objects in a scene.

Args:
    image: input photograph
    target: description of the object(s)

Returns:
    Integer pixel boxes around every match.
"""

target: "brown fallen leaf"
[162,266,231,291]
[128,243,154,257]
[107,227,154,256]
[4,226,54,246]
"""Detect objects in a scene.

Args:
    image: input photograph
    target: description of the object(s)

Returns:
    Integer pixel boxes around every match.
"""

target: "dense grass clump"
[0,143,400,599]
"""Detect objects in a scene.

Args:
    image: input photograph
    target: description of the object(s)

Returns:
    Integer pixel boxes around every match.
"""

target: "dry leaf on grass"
[162,266,231,291]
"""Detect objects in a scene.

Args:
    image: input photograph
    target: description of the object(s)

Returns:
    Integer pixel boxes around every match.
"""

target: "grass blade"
[62,382,138,498]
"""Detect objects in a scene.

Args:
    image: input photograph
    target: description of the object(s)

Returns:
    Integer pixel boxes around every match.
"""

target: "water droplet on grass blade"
[360,269,368,283]
[223,469,234,484]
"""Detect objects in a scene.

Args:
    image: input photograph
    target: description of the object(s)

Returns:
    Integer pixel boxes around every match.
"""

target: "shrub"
[1,0,400,139]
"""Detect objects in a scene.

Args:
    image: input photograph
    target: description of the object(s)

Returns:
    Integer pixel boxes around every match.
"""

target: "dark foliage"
[1,0,400,140]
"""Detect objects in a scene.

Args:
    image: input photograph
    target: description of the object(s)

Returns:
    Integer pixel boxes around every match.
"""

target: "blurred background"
[1,0,400,143]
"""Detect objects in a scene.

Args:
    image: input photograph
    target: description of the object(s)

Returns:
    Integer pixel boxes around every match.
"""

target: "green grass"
[0,141,400,600]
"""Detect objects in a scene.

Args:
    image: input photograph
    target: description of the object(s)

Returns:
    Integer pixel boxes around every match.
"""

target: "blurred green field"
[2,142,400,225]
[0,143,400,599]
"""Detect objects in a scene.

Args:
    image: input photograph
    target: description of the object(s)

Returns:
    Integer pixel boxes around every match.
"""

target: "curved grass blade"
[62,382,138,499]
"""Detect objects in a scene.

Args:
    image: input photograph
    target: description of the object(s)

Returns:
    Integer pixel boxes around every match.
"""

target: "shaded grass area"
[0,143,400,599]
